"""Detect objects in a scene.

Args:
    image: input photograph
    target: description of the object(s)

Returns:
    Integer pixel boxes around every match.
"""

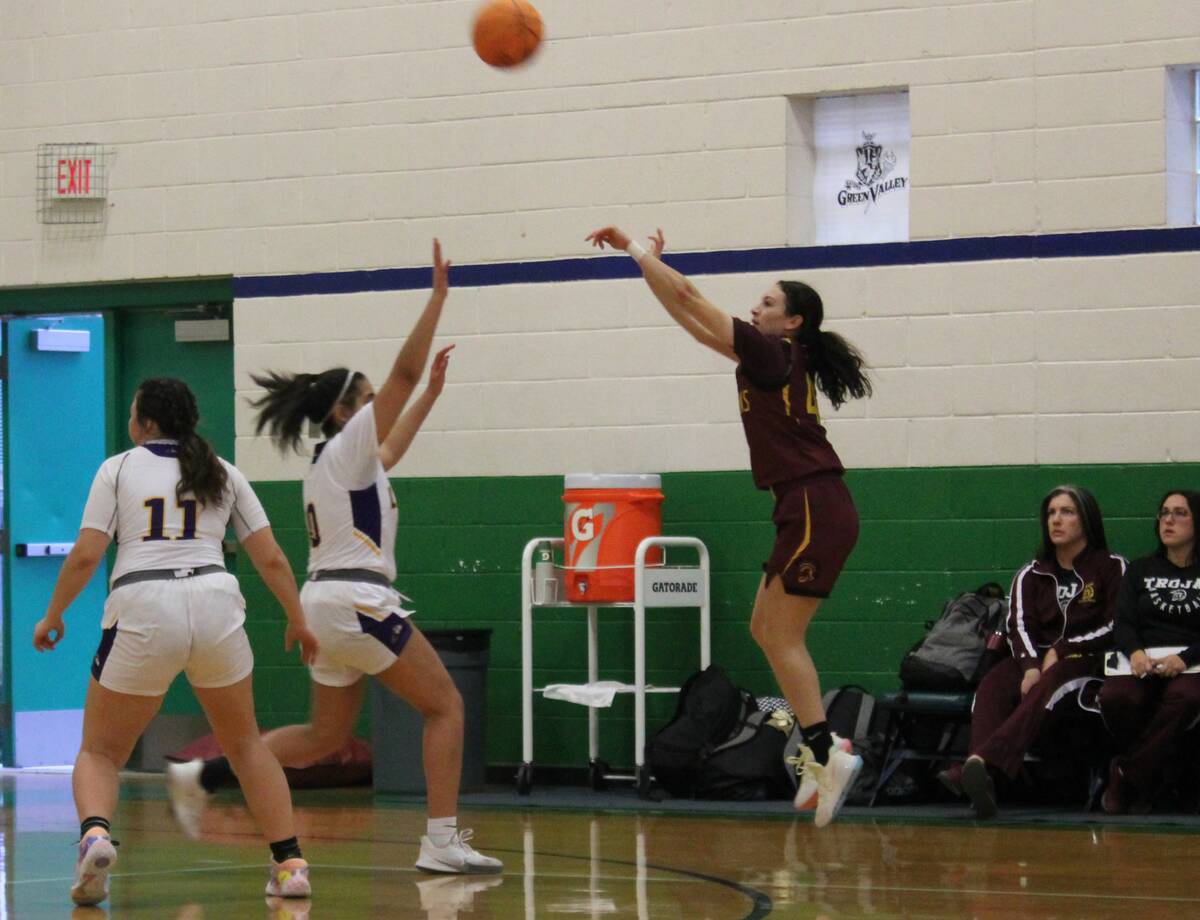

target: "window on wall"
[787,90,910,246]
[1164,67,1196,226]
[1195,71,1200,223]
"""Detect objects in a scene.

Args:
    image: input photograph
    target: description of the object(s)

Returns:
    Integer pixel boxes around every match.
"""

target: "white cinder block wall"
[4,1,1200,477]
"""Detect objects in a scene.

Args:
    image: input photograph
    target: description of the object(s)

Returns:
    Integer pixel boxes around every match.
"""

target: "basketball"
[472,0,543,68]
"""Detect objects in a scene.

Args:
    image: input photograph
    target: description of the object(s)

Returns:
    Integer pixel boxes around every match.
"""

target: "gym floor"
[7,771,1200,918]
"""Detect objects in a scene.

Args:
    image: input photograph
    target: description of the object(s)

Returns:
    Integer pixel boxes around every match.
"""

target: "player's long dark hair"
[1035,484,1109,564]
[1154,489,1200,565]
[250,367,366,454]
[135,378,228,508]
[779,280,872,409]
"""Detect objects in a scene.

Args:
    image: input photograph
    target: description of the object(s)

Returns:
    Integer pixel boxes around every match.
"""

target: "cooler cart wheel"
[589,759,609,791]
[636,765,652,799]
[516,762,533,796]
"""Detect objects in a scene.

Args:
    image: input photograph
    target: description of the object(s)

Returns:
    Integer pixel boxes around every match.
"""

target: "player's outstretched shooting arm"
[586,225,737,362]
[379,344,454,471]
[371,238,452,444]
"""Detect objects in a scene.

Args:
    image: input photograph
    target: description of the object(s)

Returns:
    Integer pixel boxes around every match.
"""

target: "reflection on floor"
[3,771,1200,919]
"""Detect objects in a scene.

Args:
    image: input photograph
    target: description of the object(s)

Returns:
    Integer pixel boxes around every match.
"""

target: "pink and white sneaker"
[265,858,312,898]
[789,733,854,811]
[811,747,864,827]
[70,832,117,906]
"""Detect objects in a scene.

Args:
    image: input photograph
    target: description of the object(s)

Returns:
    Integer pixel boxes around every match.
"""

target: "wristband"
[626,240,648,263]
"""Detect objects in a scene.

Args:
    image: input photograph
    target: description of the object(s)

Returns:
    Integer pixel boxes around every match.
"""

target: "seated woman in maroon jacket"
[1099,489,1200,813]
[938,485,1126,817]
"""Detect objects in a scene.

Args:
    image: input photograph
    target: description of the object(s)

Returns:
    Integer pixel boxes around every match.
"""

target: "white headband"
[322,369,355,422]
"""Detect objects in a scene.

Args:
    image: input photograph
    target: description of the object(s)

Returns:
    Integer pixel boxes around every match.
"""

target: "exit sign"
[37,143,110,223]
[47,145,105,200]
[53,155,99,198]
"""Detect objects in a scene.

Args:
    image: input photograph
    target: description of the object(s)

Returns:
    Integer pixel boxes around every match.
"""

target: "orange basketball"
[472,0,543,68]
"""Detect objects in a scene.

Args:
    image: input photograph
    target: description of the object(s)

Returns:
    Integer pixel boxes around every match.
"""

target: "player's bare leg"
[750,576,862,826]
[193,675,298,844]
[194,676,311,897]
[375,627,501,874]
[71,679,161,904]
[264,679,365,767]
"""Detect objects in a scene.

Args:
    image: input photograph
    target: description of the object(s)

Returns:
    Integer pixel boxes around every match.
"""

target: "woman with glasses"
[938,485,1126,818]
[1098,489,1200,813]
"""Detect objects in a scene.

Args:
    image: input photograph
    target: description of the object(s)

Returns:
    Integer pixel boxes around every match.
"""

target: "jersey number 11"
[143,497,198,541]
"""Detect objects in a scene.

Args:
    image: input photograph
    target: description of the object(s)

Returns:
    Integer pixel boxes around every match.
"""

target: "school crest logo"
[1081,583,1095,604]
[794,562,818,584]
[837,132,907,210]
[855,133,890,186]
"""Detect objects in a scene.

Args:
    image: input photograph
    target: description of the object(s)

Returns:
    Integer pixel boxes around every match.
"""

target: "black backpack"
[695,706,796,801]
[899,582,1009,691]
[822,685,877,745]
[818,685,886,805]
[645,664,751,797]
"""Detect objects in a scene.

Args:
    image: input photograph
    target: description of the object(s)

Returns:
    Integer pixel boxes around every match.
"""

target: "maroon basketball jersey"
[732,317,845,489]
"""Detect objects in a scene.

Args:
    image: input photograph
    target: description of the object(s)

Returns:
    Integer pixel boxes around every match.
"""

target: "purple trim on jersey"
[91,625,119,681]
[349,484,382,548]
[142,441,179,458]
[356,611,413,657]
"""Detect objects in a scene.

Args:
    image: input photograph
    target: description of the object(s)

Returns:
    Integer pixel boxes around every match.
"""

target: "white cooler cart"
[518,535,710,798]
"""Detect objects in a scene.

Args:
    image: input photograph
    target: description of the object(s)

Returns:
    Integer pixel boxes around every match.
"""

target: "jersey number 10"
[143,497,198,541]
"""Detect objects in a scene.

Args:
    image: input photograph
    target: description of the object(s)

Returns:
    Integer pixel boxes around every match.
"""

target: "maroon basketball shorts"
[763,474,859,598]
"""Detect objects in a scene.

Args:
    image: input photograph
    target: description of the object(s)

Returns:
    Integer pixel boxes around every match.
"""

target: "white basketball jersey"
[80,440,269,585]
[304,404,398,580]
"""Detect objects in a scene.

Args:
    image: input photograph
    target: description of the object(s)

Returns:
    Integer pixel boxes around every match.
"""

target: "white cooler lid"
[564,473,661,490]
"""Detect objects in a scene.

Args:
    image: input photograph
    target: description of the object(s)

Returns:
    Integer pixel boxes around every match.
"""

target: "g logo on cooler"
[571,507,595,541]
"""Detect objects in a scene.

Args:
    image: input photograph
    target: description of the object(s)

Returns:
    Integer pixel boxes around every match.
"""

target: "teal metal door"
[4,314,107,766]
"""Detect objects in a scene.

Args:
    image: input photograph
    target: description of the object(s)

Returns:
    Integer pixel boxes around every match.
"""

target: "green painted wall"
[243,463,1199,770]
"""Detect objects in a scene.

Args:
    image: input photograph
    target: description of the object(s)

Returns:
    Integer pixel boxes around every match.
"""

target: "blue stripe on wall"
[233,226,1200,299]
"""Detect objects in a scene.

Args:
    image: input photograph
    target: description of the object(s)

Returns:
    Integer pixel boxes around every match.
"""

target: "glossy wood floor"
[4,772,1200,919]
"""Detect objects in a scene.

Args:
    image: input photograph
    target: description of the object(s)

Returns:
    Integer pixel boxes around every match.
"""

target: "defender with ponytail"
[135,378,228,507]
[586,224,873,828]
[250,368,365,454]
[170,239,505,876]
[32,376,319,905]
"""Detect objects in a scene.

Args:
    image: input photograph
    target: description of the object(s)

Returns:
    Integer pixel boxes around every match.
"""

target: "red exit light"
[55,158,97,198]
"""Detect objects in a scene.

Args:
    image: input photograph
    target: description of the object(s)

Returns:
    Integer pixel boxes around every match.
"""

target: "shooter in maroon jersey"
[586,226,872,826]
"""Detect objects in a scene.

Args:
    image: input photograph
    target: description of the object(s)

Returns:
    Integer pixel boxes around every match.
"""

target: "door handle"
[15,542,74,557]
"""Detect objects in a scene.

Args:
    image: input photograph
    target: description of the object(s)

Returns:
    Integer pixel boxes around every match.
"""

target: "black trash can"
[371,628,492,794]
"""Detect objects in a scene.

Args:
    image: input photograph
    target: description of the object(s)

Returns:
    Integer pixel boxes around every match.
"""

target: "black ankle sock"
[200,756,237,793]
[269,836,303,864]
[80,816,110,838]
[800,721,833,764]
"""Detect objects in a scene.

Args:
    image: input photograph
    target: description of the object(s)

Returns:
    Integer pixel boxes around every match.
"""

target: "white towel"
[542,681,636,708]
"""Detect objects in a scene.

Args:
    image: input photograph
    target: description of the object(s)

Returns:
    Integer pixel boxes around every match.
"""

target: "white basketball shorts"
[93,571,253,696]
[301,579,415,687]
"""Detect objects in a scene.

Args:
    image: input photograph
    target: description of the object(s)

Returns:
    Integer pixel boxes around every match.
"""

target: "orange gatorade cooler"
[562,473,664,602]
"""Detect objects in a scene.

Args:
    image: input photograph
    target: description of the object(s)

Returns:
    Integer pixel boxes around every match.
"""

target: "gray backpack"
[899,583,1008,691]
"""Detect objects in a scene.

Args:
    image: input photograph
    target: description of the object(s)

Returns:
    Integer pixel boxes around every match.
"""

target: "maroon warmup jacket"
[1006,546,1127,669]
